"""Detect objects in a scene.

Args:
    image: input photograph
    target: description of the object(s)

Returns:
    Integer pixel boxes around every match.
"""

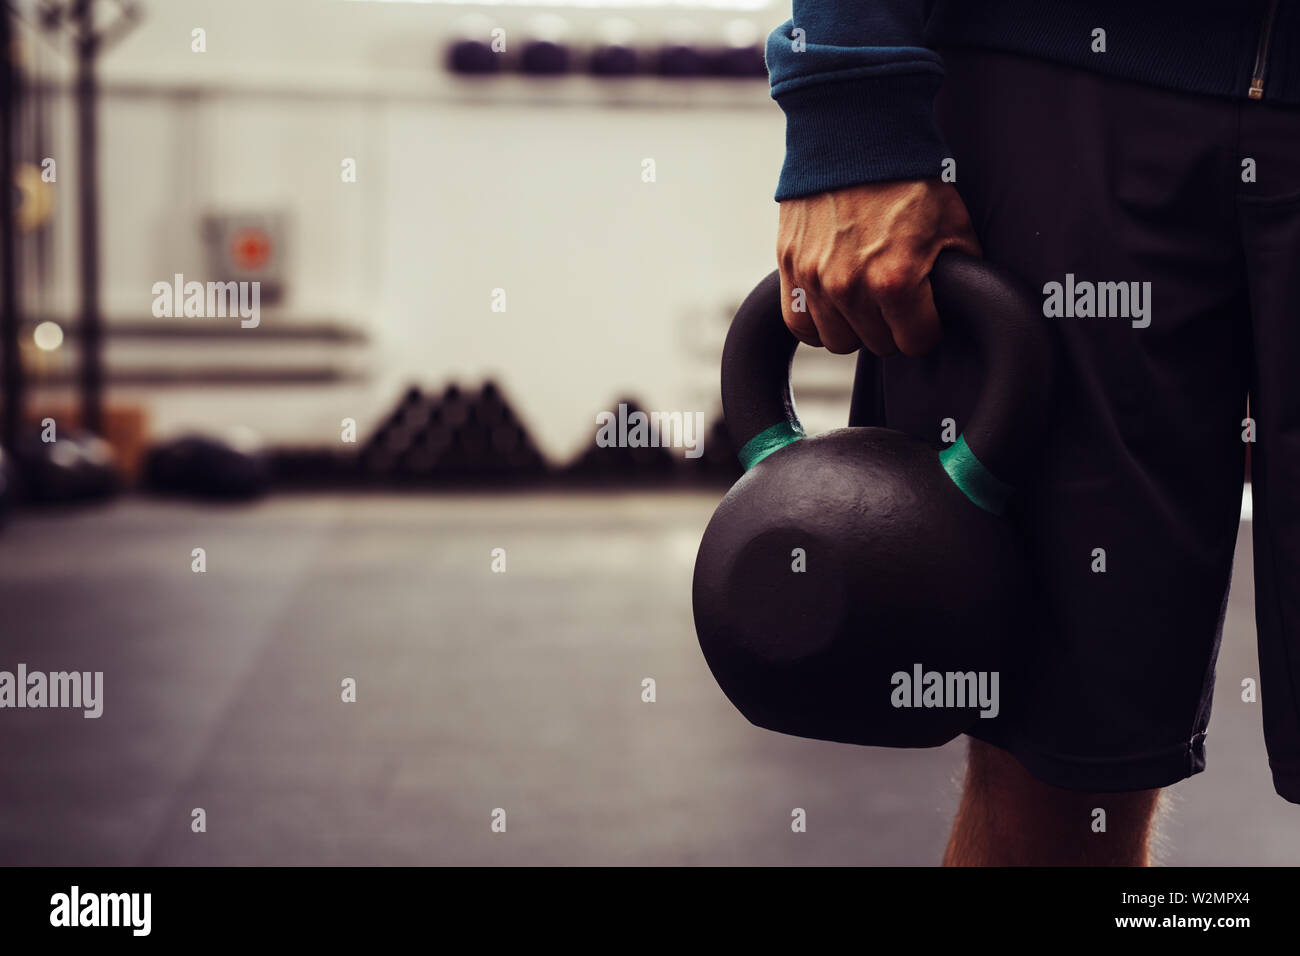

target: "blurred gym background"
[0,0,1291,865]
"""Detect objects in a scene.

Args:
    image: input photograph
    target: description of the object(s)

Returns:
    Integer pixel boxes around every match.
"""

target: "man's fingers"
[779,272,822,346]
[804,283,860,354]
[846,301,899,357]
[783,270,861,354]
[821,275,898,357]
[878,277,942,357]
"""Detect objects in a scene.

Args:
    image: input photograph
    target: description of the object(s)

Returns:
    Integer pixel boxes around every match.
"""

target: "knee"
[964,738,1161,834]
[950,739,1162,865]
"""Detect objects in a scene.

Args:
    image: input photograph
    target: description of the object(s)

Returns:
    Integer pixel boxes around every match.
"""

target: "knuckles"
[819,270,860,302]
[866,262,916,300]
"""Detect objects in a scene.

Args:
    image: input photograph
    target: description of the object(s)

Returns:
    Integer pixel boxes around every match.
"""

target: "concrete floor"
[0,492,1292,865]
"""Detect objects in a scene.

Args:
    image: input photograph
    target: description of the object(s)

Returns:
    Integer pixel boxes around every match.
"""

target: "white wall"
[25,0,855,458]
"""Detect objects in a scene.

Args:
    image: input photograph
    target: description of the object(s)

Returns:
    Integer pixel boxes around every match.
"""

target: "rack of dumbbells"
[314,384,744,492]
[355,381,546,489]
[562,397,677,487]
[446,16,768,81]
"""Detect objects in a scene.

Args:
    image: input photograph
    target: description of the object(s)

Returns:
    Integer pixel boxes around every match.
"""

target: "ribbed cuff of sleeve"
[773,72,950,201]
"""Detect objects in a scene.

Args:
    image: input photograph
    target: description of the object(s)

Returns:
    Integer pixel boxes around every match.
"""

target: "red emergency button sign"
[230,228,272,270]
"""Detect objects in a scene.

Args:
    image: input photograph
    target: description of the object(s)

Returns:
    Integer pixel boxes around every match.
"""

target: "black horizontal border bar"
[0,865,1283,943]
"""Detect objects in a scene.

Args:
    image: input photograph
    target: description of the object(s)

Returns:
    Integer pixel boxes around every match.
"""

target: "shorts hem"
[966,723,1206,793]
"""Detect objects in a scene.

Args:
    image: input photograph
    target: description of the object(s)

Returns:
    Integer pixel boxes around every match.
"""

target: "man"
[766,0,1300,865]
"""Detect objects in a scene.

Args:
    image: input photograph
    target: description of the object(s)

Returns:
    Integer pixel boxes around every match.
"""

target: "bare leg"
[944,738,1163,866]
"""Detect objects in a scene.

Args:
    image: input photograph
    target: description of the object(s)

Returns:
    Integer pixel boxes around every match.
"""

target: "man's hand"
[776,180,981,356]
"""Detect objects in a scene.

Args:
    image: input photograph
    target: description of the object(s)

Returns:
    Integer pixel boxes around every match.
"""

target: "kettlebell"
[692,250,1052,748]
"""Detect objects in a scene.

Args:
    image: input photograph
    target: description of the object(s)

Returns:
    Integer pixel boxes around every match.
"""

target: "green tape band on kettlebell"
[738,420,806,471]
[939,434,1012,516]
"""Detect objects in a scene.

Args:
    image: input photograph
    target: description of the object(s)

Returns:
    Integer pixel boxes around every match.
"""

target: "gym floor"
[0,492,1292,866]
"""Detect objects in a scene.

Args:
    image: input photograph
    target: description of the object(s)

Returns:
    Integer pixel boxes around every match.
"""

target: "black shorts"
[851,50,1300,800]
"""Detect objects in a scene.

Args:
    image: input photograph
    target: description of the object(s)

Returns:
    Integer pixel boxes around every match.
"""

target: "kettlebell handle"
[721,250,1052,514]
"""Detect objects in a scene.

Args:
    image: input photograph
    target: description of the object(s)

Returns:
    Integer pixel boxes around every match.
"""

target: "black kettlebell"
[692,250,1052,748]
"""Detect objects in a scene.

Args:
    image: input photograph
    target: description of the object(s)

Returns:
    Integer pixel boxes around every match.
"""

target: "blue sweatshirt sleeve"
[766,0,950,200]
